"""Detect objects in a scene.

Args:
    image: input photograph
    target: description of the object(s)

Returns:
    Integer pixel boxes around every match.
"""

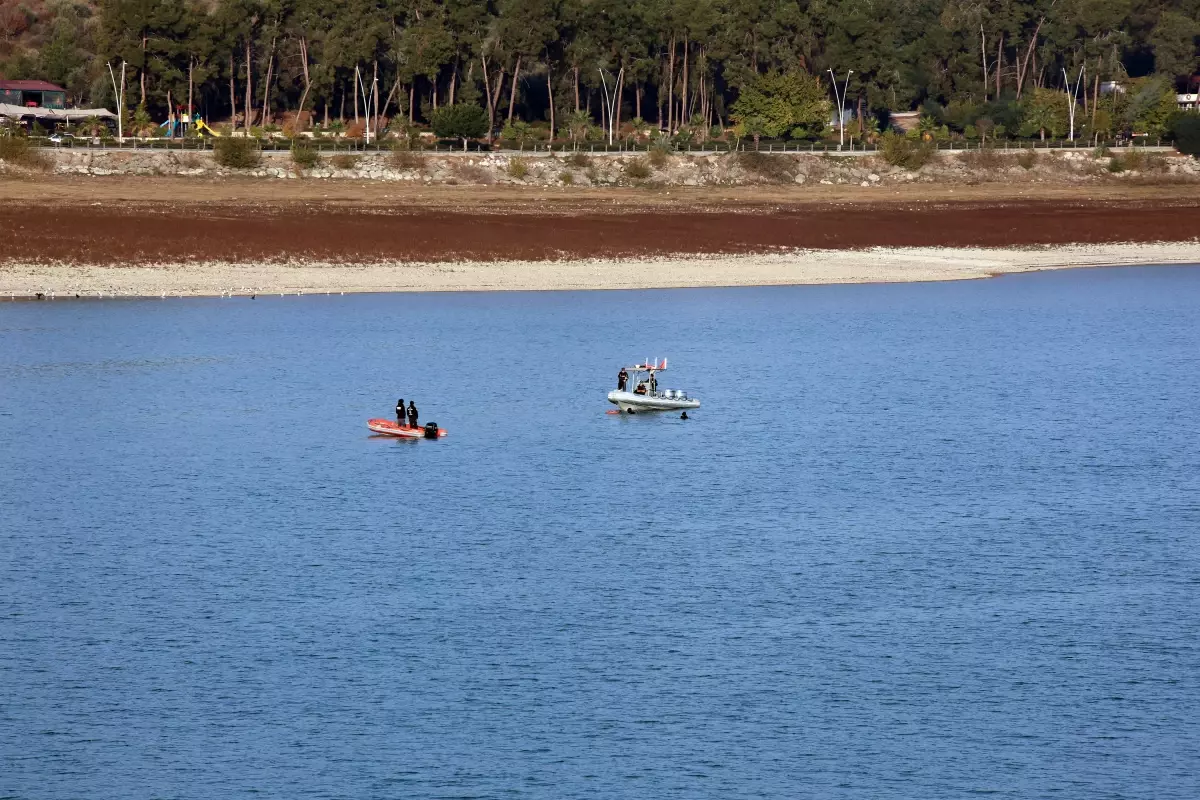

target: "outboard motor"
[423,422,440,439]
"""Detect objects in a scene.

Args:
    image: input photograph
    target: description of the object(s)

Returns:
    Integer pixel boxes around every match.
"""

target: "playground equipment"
[158,111,221,137]
[193,118,220,136]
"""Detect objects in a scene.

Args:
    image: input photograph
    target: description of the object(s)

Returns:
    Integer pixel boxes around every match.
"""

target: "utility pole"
[107,61,126,144]
[828,68,852,147]
[1063,65,1085,141]
[599,66,624,146]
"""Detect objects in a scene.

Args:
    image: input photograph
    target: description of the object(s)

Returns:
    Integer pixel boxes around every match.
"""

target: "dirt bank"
[2,180,1199,265]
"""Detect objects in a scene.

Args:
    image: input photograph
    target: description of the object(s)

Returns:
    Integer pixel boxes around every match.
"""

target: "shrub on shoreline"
[290,143,320,168]
[330,153,359,170]
[879,132,935,170]
[213,138,261,169]
[0,136,51,171]
[624,157,651,180]
[734,150,794,182]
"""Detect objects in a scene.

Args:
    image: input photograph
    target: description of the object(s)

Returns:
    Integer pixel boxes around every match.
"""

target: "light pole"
[828,68,852,147]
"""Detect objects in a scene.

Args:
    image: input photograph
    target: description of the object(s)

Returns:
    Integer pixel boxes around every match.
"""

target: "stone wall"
[8,146,1199,187]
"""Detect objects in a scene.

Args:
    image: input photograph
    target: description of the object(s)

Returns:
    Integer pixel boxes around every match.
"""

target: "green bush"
[566,151,591,168]
[559,171,574,185]
[1171,114,1200,158]
[879,132,936,170]
[290,143,320,168]
[0,135,50,170]
[507,157,528,179]
[213,137,262,169]
[648,147,669,167]
[623,157,652,180]
[330,153,359,170]
[1016,149,1038,170]
[430,103,488,149]
[1107,156,1126,173]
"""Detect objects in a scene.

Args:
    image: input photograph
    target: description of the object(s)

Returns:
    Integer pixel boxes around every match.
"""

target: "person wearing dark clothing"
[648,372,657,394]
[396,398,405,424]
[617,368,628,391]
[407,401,419,428]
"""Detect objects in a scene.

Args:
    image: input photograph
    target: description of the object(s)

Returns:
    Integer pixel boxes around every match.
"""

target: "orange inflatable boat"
[367,419,447,439]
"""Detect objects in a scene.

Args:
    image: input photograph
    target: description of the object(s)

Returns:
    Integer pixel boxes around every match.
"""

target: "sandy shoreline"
[3,243,1198,298]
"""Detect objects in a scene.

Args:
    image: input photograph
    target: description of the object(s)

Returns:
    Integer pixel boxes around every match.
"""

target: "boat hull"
[607,390,700,413]
[367,418,447,438]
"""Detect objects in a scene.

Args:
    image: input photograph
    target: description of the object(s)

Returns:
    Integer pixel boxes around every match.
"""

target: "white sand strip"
[2,242,1198,298]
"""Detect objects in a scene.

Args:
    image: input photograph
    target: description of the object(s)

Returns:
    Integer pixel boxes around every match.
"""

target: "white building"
[1178,94,1199,111]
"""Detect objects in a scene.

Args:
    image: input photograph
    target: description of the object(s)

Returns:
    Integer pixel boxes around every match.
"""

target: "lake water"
[2,266,1199,800]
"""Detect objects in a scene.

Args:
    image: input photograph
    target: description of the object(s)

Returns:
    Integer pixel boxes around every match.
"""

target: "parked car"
[49,132,75,144]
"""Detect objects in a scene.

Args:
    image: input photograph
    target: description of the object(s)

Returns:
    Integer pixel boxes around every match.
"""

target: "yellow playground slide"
[193,119,221,137]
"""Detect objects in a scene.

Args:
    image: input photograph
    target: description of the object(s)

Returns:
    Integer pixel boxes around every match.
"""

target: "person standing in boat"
[407,400,419,429]
[648,371,657,395]
[617,367,628,391]
[396,398,405,425]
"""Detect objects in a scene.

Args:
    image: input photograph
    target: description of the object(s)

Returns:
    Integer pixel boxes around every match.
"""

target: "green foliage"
[1123,77,1179,137]
[879,131,935,170]
[213,138,262,169]
[501,121,536,149]
[430,104,488,148]
[731,71,830,140]
[1170,115,1200,157]
[566,151,591,168]
[0,135,50,170]
[290,143,320,168]
[507,157,529,179]
[559,171,574,185]
[1107,157,1126,173]
[647,147,669,167]
[1018,89,1068,141]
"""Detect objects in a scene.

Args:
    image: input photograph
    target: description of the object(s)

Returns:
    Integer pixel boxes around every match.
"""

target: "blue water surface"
[2,266,1199,799]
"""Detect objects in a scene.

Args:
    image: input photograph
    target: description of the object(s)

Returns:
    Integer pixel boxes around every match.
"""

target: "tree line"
[1,0,1197,140]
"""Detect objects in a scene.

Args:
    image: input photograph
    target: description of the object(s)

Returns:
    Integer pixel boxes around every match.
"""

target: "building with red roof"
[0,80,67,110]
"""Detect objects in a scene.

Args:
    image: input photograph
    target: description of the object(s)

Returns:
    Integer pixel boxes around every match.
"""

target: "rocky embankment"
[8,146,1199,187]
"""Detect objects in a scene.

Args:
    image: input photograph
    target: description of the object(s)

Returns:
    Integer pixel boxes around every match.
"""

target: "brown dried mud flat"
[2,177,1199,265]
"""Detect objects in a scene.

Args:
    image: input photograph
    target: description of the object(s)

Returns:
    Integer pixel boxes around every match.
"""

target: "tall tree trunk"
[229,53,236,130]
[297,38,311,124]
[243,40,252,130]
[507,55,522,125]
[1015,16,1046,99]
[1091,58,1101,128]
[339,90,345,123]
[373,61,380,139]
[614,67,624,136]
[323,100,328,128]
[635,84,642,120]
[260,38,275,127]
[187,57,194,124]
[681,37,689,123]
[996,34,1003,98]
[573,66,580,111]
[408,83,414,123]
[980,25,988,102]
[546,57,555,140]
[481,54,495,137]
[140,35,147,107]
[353,66,360,124]
[667,35,676,131]
[449,61,458,105]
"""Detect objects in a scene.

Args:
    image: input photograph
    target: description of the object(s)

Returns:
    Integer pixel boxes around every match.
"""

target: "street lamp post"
[828,68,852,148]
